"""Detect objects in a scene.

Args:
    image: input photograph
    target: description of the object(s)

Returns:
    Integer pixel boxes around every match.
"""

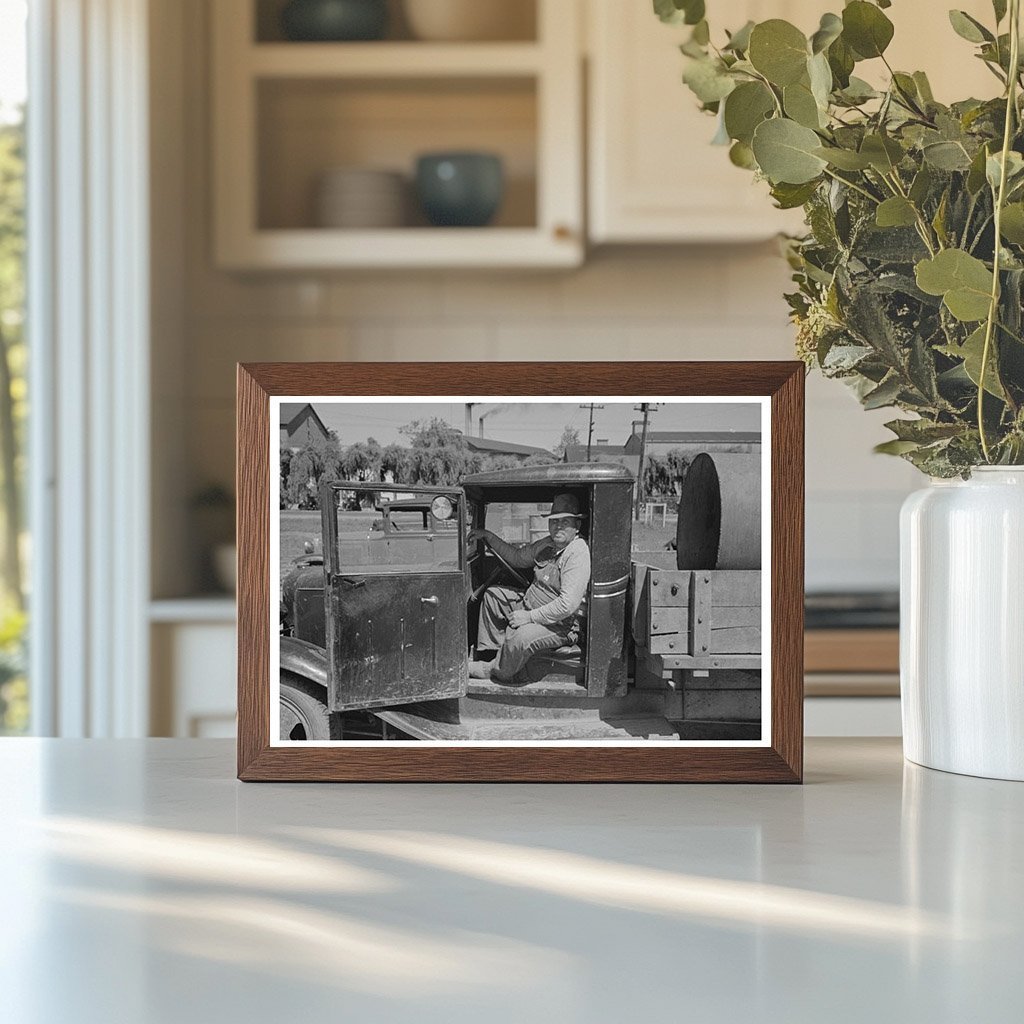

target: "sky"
[310,399,762,452]
[0,1,26,124]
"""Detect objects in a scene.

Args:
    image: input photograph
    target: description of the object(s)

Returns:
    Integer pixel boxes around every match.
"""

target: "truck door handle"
[420,596,439,605]
[338,576,365,588]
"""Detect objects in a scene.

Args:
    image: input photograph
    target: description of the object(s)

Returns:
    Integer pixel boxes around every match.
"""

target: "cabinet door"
[588,0,996,244]
[588,0,814,243]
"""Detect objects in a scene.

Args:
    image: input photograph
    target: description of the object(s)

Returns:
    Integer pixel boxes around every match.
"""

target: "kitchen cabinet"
[150,600,237,737]
[586,0,998,244]
[211,0,583,269]
[587,0,811,243]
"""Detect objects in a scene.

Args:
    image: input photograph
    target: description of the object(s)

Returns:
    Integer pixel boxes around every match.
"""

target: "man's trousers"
[476,585,570,682]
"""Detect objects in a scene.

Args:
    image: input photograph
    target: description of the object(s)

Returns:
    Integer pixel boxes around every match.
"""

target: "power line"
[633,403,659,521]
[579,403,605,461]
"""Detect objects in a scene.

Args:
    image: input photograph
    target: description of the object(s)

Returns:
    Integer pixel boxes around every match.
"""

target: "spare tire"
[676,452,761,570]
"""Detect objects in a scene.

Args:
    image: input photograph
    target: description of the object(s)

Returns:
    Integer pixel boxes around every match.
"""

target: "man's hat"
[547,493,584,520]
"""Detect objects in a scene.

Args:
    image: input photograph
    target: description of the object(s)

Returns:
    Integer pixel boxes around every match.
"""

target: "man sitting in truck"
[467,492,592,684]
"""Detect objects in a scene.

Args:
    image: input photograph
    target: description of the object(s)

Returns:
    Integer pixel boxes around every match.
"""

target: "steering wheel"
[484,541,532,590]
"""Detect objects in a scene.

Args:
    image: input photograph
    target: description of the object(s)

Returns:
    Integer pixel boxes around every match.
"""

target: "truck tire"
[280,671,330,741]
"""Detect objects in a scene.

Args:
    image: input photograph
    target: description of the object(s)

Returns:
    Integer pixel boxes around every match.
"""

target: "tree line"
[280,418,560,509]
[280,416,696,511]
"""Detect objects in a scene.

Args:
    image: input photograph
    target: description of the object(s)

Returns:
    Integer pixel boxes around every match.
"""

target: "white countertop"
[1,738,1020,1023]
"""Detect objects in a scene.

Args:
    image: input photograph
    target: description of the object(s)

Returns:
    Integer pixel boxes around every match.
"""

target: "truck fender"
[280,636,328,692]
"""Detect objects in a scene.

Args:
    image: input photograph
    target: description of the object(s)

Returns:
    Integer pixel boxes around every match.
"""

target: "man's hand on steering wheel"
[469,528,531,589]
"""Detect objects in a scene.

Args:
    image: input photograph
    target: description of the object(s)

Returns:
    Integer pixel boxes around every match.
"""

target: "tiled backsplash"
[182,247,918,593]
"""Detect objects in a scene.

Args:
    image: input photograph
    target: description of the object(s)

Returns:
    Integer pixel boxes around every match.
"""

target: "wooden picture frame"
[238,362,804,782]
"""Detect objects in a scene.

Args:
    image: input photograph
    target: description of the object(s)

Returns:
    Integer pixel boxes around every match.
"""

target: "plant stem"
[979,0,1021,462]
[884,170,939,254]
[822,167,880,205]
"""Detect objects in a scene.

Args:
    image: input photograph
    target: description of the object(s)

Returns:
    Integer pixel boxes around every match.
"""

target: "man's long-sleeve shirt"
[487,534,591,627]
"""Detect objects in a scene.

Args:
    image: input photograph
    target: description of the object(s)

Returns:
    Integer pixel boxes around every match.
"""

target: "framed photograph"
[237,362,804,782]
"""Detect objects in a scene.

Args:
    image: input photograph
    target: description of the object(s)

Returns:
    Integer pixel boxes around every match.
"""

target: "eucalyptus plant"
[657,0,1024,475]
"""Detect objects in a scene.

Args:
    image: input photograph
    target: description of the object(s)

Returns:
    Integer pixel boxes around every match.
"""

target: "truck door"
[321,482,468,712]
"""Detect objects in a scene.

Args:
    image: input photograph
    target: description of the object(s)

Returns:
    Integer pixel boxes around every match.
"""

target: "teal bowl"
[281,0,388,42]
[415,153,505,228]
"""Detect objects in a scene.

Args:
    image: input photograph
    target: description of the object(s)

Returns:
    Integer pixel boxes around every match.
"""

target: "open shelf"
[257,76,537,232]
[249,42,544,77]
[254,0,538,45]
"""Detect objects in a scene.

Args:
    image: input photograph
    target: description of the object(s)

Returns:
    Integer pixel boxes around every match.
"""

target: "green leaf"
[810,12,843,54]
[827,36,855,89]
[729,140,757,170]
[874,439,922,455]
[723,81,775,144]
[814,146,872,170]
[909,164,933,205]
[876,197,918,228]
[915,249,994,322]
[837,76,879,104]
[967,144,991,194]
[1000,203,1024,245]
[860,133,904,173]
[862,374,903,409]
[654,0,705,26]
[692,19,710,45]
[993,0,1008,24]
[751,118,828,184]
[922,140,972,171]
[684,2,706,27]
[807,52,833,109]
[932,190,950,247]
[842,1,895,59]
[948,10,994,44]
[940,325,1006,398]
[912,71,935,104]
[986,150,1024,191]
[770,180,820,209]
[748,20,809,87]
[682,57,736,104]
[724,20,755,53]
[884,418,963,443]
[784,80,824,129]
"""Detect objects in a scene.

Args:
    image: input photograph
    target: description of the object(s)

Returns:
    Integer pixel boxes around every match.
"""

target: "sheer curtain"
[28,0,150,736]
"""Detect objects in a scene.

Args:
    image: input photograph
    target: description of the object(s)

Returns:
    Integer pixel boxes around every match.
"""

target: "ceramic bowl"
[415,152,504,228]
[403,0,534,42]
[281,0,388,42]
[315,168,407,228]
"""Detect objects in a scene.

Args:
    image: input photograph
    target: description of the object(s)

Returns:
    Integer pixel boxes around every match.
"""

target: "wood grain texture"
[236,361,804,783]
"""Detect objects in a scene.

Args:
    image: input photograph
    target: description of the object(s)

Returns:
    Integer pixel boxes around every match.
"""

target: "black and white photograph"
[272,397,769,745]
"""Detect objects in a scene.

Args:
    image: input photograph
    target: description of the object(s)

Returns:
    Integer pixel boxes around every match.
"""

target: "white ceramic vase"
[900,467,1024,780]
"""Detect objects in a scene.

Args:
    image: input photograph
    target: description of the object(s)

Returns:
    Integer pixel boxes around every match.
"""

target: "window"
[333,488,461,574]
[484,501,551,544]
[0,0,27,735]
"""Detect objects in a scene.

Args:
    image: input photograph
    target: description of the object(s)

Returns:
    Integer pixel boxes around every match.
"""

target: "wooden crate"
[634,567,761,658]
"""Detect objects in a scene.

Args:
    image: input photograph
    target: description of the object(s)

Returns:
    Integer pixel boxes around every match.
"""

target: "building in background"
[280,403,330,451]
[464,436,554,463]
[625,430,761,459]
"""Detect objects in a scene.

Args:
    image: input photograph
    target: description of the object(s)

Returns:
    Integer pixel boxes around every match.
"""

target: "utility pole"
[579,403,604,461]
[633,403,658,521]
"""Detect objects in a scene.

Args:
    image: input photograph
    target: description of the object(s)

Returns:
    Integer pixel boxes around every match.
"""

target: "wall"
[155,0,920,598]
